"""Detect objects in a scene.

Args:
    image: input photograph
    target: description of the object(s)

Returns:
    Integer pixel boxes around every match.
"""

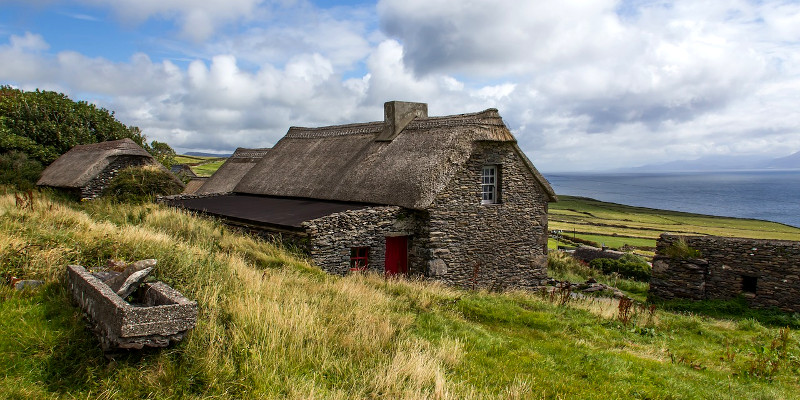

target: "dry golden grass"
[3,190,799,399]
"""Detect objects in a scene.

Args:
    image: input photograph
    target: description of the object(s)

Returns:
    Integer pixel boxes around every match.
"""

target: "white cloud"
[80,0,266,41]
[2,0,800,171]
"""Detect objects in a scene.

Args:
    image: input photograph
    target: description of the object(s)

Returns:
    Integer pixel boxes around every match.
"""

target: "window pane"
[481,165,498,204]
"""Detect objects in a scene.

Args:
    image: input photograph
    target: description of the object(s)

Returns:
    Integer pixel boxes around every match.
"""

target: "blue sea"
[543,170,800,229]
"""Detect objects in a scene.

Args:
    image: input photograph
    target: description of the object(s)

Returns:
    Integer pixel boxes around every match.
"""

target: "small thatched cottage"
[169,101,556,290]
[170,164,198,181]
[38,138,181,199]
[194,148,270,195]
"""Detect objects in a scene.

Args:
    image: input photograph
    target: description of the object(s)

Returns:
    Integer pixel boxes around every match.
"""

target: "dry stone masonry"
[650,233,800,312]
[423,142,550,290]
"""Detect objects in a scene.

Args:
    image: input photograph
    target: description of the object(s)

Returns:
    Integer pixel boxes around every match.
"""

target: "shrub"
[664,238,702,259]
[589,254,651,281]
[0,151,43,190]
[103,165,183,203]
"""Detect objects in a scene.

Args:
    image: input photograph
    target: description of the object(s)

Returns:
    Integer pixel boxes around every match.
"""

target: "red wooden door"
[384,236,408,276]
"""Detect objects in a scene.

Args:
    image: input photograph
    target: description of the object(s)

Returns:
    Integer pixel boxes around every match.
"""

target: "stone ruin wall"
[651,233,800,312]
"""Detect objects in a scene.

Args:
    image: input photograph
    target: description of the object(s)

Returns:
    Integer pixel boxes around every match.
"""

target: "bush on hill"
[103,165,183,202]
[589,253,651,281]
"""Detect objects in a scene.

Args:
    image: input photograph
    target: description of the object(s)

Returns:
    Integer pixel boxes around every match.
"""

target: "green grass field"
[550,196,800,253]
[173,155,227,177]
[2,190,799,398]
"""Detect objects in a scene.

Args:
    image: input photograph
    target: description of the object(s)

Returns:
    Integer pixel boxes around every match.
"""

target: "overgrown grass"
[2,190,800,399]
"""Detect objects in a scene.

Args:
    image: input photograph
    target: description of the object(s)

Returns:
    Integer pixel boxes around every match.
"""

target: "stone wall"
[651,233,800,312]
[424,142,550,290]
[572,246,625,263]
[302,206,427,276]
[81,156,154,199]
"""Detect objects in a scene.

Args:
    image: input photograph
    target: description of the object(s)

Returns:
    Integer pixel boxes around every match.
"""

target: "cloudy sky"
[2,0,799,171]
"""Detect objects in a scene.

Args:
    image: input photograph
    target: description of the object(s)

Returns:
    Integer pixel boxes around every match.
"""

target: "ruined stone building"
[37,138,181,200]
[169,101,557,290]
[651,233,800,312]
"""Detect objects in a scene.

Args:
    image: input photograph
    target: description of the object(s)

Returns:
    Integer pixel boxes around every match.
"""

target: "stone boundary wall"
[572,246,625,263]
[651,233,800,312]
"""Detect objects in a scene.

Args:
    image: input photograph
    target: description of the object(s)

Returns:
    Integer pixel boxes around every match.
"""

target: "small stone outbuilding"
[37,138,181,199]
[651,233,800,312]
[169,101,557,290]
[170,164,197,181]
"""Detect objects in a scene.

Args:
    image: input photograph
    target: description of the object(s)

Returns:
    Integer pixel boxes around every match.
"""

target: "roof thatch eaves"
[36,138,155,188]
[194,147,269,195]
[234,108,535,209]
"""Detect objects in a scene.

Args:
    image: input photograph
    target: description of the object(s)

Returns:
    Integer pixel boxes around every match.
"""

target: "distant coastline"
[544,170,800,229]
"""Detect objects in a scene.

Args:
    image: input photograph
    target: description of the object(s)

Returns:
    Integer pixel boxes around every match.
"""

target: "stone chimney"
[376,101,428,142]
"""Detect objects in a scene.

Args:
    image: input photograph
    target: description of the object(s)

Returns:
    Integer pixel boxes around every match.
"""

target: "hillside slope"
[1,191,798,399]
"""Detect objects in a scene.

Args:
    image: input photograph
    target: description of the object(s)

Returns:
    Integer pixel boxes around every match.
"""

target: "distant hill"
[628,151,800,172]
[763,150,800,169]
[185,151,232,157]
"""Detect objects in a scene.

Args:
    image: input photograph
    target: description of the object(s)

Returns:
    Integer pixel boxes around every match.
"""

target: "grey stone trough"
[67,265,197,351]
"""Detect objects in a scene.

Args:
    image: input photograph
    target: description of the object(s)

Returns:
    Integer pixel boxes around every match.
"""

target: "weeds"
[618,298,634,325]
[664,237,702,259]
[745,327,794,380]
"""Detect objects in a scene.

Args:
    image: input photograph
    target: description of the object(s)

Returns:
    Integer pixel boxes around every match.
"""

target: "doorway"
[384,236,408,276]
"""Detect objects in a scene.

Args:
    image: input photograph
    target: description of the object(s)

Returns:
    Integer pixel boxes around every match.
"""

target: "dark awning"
[167,194,373,229]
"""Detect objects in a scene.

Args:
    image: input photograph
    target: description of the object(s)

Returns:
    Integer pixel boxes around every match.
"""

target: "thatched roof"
[195,148,270,195]
[37,138,156,188]
[168,194,371,229]
[182,178,209,194]
[235,106,556,209]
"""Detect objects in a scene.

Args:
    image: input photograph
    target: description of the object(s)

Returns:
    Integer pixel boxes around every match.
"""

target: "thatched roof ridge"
[235,108,555,209]
[283,108,509,140]
[37,138,155,188]
[195,147,270,195]
[229,147,271,159]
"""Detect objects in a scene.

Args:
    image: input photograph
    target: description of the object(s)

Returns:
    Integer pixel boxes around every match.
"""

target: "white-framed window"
[481,165,498,204]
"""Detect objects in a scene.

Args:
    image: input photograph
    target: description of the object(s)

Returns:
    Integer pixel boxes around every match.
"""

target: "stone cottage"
[37,138,182,200]
[651,233,800,312]
[194,148,270,195]
[169,101,557,290]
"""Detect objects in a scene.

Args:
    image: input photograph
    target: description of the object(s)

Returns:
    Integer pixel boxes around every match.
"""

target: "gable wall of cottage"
[302,206,428,276]
[651,234,800,312]
[81,156,154,200]
[424,142,550,290]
